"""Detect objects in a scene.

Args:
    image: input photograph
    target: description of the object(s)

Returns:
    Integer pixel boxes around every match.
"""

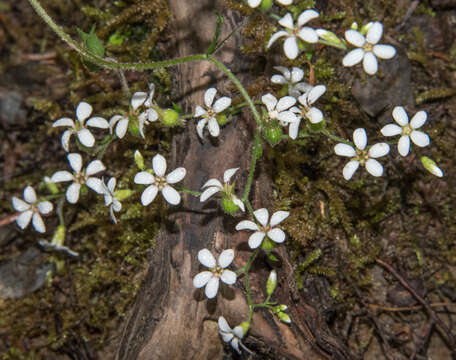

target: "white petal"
[307,85,326,105]
[233,326,244,339]
[271,75,287,84]
[141,185,158,206]
[76,102,92,123]
[284,36,299,59]
[112,199,121,212]
[398,135,410,157]
[298,27,318,44]
[288,118,301,139]
[262,94,278,113]
[23,186,37,203]
[218,316,232,333]
[368,143,390,158]
[204,88,217,108]
[278,111,297,123]
[343,48,365,67]
[343,160,360,180]
[279,13,294,30]
[235,220,259,231]
[134,171,155,185]
[166,167,186,184]
[37,201,53,214]
[232,197,245,212]
[147,108,158,122]
[86,177,104,194]
[213,97,232,113]
[53,118,75,128]
[198,248,216,268]
[268,228,286,243]
[162,186,181,205]
[193,271,212,288]
[200,187,220,202]
[221,270,237,285]
[410,111,427,129]
[61,130,73,152]
[207,117,220,137]
[366,22,383,45]
[254,208,269,227]
[194,105,206,117]
[196,118,207,139]
[221,332,234,343]
[205,277,219,299]
[131,92,147,110]
[307,107,323,123]
[363,52,378,75]
[381,124,402,136]
[86,160,105,176]
[353,128,367,150]
[334,143,356,157]
[277,0,292,4]
[345,30,365,47]
[373,44,396,59]
[365,159,384,177]
[218,249,234,268]
[410,131,430,147]
[224,168,239,183]
[86,117,109,129]
[231,338,240,353]
[66,182,81,204]
[16,210,33,229]
[248,0,262,7]
[32,213,45,233]
[248,231,266,249]
[77,128,95,148]
[274,66,291,79]
[152,154,167,177]
[290,67,304,83]
[115,118,129,138]
[392,106,409,126]
[297,9,319,27]
[68,153,83,174]
[270,211,290,226]
[202,178,223,189]
[429,164,444,177]
[12,197,29,212]
[51,170,74,183]
[276,96,296,112]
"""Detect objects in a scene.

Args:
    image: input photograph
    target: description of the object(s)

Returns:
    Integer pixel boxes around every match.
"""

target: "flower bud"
[277,311,291,324]
[134,150,145,170]
[222,196,241,215]
[51,225,66,247]
[239,321,250,336]
[277,304,288,311]
[260,0,273,10]
[114,189,133,201]
[316,29,342,46]
[216,113,228,126]
[266,270,277,296]
[421,156,443,177]
[44,176,59,195]
[161,109,180,127]
[350,22,358,30]
[264,124,282,146]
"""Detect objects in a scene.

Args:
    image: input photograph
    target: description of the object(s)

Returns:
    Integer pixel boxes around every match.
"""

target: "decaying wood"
[116,1,353,359]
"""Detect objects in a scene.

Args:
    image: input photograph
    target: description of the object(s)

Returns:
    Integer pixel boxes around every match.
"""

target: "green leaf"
[268,253,279,262]
[78,25,105,58]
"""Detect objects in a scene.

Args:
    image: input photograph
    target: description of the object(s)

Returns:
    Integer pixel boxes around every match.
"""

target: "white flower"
[200,168,245,212]
[192,249,237,299]
[267,10,319,60]
[381,106,430,157]
[236,208,289,249]
[195,88,231,138]
[50,153,105,204]
[53,102,109,151]
[218,316,244,354]
[262,94,297,125]
[271,66,311,98]
[334,128,390,180]
[100,177,122,224]
[134,154,186,206]
[248,0,292,8]
[12,186,53,233]
[288,84,326,139]
[342,21,396,75]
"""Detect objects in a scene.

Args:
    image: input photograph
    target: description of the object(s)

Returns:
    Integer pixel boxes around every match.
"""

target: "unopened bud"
[421,156,443,177]
[134,150,145,170]
[266,270,277,296]
[44,176,59,195]
[277,311,291,324]
[260,0,273,10]
[161,109,180,127]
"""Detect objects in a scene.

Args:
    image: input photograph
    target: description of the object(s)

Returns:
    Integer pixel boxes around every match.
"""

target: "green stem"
[244,248,260,325]
[319,129,353,145]
[178,187,201,196]
[242,130,262,202]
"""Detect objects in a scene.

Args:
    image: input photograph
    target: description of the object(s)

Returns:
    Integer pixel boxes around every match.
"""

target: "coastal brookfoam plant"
[267,10,319,60]
[12,186,53,233]
[236,208,289,249]
[100,177,122,224]
[334,128,390,180]
[342,21,396,75]
[195,88,231,139]
[271,66,308,98]
[381,106,430,157]
[134,153,186,206]
[193,248,237,299]
[218,316,245,354]
[53,101,109,151]
[50,153,105,204]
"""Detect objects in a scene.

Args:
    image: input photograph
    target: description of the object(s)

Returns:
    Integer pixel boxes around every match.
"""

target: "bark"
[116,1,353,359]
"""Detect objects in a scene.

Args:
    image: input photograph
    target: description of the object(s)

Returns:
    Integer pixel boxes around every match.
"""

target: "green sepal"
[217,113,228,126]
[222,197,240,215]
[114,189,133,201]
[307,119,326,132]
[51,225,66,247]
[264,123,283,146]
[261,237,276,251]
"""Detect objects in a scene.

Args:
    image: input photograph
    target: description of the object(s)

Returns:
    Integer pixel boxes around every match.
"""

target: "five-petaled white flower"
[193,248,237,299]
[236,208,289,249]
[262,94,297,125]
[12,186,53,233]
[218,316,244,354]
[53,102,109,151]
[381,106,430,157]
[134,154,186,206]
[342,22,396,75]
[334,128,390,180]
[271,66,310,98]
[195,88,231,139]
[200,168,245,212]
[50,153,105,204]
[248,0,292,8]
[100,177,122,224]
[267,10,319,60]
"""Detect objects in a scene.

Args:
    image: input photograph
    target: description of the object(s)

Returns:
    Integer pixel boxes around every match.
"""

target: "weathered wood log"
[116,1,353,359]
